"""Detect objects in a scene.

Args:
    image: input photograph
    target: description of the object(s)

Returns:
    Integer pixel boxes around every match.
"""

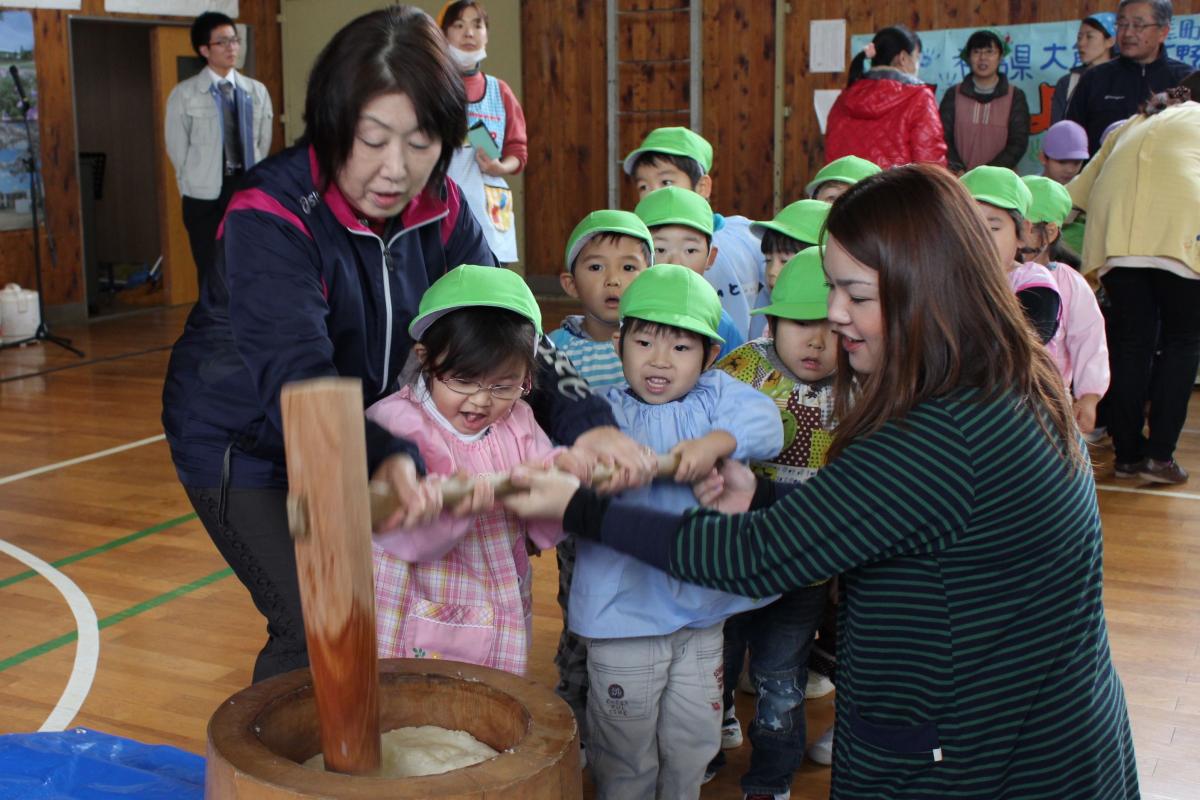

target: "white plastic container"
[0,283,40,343]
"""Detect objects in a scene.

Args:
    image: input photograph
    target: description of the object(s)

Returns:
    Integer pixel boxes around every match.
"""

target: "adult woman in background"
[824,25,947,169]
[1050,13,1117,124]
[162,6,648,683]
[439,0,527,264]
[507,165,1137,800]
[1067,75,1200,485]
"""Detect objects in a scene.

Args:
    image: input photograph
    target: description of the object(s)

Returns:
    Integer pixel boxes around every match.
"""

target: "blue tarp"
[0,728,204,799]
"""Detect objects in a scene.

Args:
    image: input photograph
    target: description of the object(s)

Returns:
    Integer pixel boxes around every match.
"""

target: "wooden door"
[149,25,200,306]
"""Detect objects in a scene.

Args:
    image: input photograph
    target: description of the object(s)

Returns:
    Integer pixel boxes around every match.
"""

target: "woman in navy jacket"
[162,6,645,682]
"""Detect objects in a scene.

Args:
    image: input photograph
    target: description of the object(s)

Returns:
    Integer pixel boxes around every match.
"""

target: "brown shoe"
[1113,459,1147,479]
[1138,459,1189,485]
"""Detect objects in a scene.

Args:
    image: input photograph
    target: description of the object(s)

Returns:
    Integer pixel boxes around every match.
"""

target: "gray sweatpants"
[585,622,724,799]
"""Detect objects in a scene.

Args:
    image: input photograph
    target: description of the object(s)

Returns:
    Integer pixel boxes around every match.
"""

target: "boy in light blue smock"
[570,264,783,799]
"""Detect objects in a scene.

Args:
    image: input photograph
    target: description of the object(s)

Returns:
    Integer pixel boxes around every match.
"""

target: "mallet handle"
[369,453,681,529]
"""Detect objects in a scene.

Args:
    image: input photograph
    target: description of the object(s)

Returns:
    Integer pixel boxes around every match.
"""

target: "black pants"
[1100,267,1200,463]
[182,172,242,290]
[186,486,308,683]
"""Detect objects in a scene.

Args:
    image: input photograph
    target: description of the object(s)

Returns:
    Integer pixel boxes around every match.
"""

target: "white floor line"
[0,434,166,486]
[0,538,99,732]
[1096,483,1200,502]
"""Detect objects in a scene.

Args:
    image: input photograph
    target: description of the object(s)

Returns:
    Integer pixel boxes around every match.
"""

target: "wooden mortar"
[205,657,582,798]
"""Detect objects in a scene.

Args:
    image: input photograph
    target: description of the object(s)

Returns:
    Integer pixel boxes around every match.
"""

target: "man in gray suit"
[166,11,272,288]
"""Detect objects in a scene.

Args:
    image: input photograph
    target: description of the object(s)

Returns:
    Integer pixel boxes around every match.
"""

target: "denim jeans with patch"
[713,584,828,796]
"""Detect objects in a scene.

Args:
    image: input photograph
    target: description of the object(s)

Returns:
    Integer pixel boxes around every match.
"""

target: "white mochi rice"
[302,725,500,778]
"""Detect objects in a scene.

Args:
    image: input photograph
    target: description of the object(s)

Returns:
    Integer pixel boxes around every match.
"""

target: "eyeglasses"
[207,36,241,48]
[438,376,528,401]
[1114,21,1162,33]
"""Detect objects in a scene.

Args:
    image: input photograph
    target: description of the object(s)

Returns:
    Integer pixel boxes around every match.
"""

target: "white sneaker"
[807,725,834,766]
[721,716,744,749]
[806,672,835,698]
[743,792,790,800]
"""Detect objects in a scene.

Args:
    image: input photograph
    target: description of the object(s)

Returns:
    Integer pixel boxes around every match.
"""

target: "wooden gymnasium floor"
[0,304,1198,799]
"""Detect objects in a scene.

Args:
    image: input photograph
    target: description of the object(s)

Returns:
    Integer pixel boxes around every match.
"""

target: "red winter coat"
[824,71,948,169]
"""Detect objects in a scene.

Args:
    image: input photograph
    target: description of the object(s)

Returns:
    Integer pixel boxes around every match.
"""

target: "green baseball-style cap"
[619,264,725,343]
[409,264,542,343]
[960,28,1012,62]
[804,156,882,197]
[960,165,1032,217]
[751,199,830,246]
[751,248,829,321]
[634,186,715,235]
[1021,175,1073,226]
[564,210,654,273]
[622,126,713,176]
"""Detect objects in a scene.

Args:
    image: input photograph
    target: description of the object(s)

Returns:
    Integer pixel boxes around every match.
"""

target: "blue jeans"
[711,584,827,796]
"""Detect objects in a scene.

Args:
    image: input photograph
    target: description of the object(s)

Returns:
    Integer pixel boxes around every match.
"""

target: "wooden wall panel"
[521,1,608,280]
[618,10,691,62]
[620,0,688,10]
[0,0,284,312]
[702,0,774,221]
[781,0,1200,205]
[619,60,691,110]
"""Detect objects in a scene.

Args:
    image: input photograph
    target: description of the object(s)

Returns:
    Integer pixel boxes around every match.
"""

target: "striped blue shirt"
[547,316,626,392]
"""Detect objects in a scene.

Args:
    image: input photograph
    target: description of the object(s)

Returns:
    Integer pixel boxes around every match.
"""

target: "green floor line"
[0,567,233,673]
[0,513,198,590]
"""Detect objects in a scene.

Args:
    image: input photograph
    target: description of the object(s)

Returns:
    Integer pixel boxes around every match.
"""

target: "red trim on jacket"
[217,188,313,241]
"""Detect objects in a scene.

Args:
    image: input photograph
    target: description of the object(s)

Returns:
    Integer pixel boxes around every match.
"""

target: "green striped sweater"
[596,391,1137,799]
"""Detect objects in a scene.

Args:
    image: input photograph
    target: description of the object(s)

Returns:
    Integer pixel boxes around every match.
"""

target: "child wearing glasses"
[366,265,587,675]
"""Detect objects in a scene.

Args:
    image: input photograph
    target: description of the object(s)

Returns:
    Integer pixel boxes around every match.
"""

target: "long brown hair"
[823,164,1082,467]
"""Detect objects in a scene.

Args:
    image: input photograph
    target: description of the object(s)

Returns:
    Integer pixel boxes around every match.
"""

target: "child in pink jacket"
[1022,176,1110,433]
[367,265,583,675]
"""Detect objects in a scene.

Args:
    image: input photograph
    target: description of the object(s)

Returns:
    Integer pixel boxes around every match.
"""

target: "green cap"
[804,156,881,197]
[564,210,654,273]
[961,165,1031,217]
[619,264,724,343]
[751,248,829,321]
[751,199,829,246]
[409,265,542,343]
[622,126,713,176]
[634,186,715,235]
[1021,175,1073,225]
[959,28,1012,62]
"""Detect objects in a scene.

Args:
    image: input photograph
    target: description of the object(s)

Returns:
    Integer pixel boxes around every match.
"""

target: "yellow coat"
[1066,102,1200,276]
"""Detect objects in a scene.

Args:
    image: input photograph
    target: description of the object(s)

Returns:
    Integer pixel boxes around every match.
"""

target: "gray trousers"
[585,622,724,799]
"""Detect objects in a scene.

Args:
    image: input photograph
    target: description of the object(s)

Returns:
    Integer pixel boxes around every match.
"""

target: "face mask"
[449,45,486,72]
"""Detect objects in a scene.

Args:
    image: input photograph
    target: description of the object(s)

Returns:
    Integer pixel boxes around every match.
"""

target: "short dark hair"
[760,229,808,256]
[418,306,538,387]
[647,224,712,249]
[618,317,712,363]
[1119,0,1173,27]
[630,153,705,188]
[303,6,467,194]
[191,12,235,56]
[440,1,488,31]
[966,30,1004,55]
[570,232,653,273]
